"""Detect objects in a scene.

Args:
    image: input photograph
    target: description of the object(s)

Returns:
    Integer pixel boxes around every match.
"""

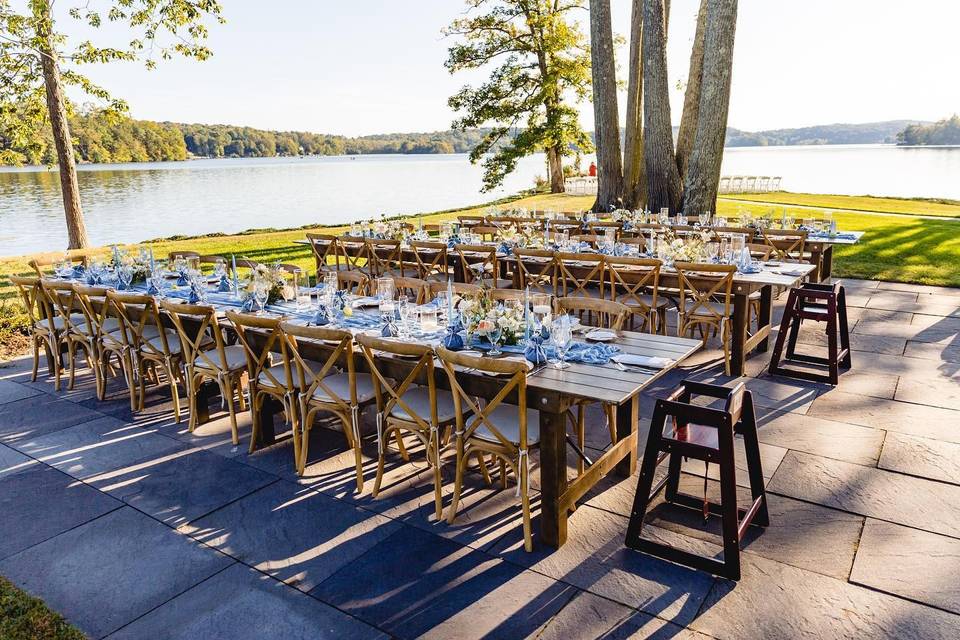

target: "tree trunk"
[589,0,623,212]
[34,1,89,250]
[622,0,646,209]
[642,0,681,214]
[675,0,708,189]
[684,0,738,216]
[547,145,565,193]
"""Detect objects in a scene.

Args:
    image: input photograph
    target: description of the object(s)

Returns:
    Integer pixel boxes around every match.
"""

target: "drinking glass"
[253,283,269,313]
[658,208,670,224]
[531,294,551,332]
[324,271,338,295]
[375,277,394,302]
[699,211,712,227]
[487,323,504,356]
[719,238,731,264]
[419,306,438,332]
[550,315,573,370]
[730,233,746,258]
[118,266,133,290]
[397,296,411,338]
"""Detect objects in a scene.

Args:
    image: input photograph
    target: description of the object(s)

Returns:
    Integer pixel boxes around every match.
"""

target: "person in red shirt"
[588,162,597,177]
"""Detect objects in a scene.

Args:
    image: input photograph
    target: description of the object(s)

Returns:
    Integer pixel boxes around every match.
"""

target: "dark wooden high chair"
[768,282,851,385]
[626,381,769,581]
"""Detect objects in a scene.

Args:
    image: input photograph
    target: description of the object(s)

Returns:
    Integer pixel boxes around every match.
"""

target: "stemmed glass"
[253,282,269,313]
[487,321,504,356]
[699,211,712,227]
[397,296,411,338]
[117,266,133,290]
[531,294,551,336]
[550,315,573,369]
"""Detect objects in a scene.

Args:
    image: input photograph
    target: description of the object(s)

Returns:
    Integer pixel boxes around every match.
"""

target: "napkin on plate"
[612,353,673,369]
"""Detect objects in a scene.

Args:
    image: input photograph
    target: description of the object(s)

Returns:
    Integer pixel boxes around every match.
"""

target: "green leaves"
[445,0,592,191]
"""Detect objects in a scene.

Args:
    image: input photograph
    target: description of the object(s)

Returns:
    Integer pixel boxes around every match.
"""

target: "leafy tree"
[898,116,960,146]
[0,0,223,248]
[444,0,592,193]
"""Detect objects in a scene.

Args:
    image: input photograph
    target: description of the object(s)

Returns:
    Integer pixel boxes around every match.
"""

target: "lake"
[1,144,958,257]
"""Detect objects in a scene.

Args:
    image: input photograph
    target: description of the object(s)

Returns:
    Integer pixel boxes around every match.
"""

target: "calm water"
[1,144,958,257]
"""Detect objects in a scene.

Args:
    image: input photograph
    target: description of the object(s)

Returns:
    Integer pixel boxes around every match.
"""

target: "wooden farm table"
[502,255,817,377]
[241,322,700,549]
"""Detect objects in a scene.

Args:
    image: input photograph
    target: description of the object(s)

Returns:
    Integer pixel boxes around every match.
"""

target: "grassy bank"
[3,190,959,360]
[0,576,85,640]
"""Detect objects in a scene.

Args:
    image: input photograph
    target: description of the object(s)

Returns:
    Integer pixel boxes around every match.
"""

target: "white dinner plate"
[585,329,617,342]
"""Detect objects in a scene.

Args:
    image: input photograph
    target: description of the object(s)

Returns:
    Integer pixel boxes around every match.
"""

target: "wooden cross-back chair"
[27,252,89,277]
[556,252,605,299]
[337,270,370,296]
[356,335,459,520]
[41,280,95,393]
[409,241,449,281]
[10,275,63,389]
[281,322,376,487]
[437,346,539,552]
[711,227,757,243]
[604,256,665,334]
[74,284,126,402]
[428,280,481,300]
[762,229,808,263]
[108,290,188,419]
[306,233,353,275]
[162,300,247,444]
[512,248,557,294]
[470,225,500,243]
[227,312,297,457]
[390,275,429,304]
[457,214,486,228]
[674,263,736,375]
[453,244,508,288]
[362,238,404,278]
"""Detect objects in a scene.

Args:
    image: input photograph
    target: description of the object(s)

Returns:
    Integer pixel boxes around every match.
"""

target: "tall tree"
[588,0,622,211]
[683,0,738,215]
[445,0,592,193]
[621,0,645,209]
[675,0,708,187]
[0,0,223,249]
[641,0,681,214]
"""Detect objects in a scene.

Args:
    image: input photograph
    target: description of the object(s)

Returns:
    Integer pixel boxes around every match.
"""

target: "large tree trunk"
[642,0,681,214]
[622,0,646,209]
[35,1,89,250]
[683,0,738,216]
[589,0,623,212]
[547,145,564,193]
[675,0,708,189]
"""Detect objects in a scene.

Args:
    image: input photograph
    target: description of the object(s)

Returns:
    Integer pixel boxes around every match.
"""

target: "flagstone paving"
[2,278,960,639]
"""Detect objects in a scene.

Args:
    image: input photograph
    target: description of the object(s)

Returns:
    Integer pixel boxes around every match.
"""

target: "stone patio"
[2,277,960,639]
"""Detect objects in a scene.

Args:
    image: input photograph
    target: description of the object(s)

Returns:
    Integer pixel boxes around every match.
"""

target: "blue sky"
[57,0,960,136]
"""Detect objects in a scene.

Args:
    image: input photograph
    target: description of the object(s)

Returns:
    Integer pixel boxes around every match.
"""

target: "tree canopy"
[898,116,960,146]
[444,0,593,192]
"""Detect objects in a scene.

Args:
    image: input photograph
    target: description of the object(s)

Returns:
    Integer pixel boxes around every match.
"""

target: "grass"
[725,191,960,218]
[0,576,86,640]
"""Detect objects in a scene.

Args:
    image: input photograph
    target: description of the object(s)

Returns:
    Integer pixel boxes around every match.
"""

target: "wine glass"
[253,282,269,313]
[531,294,551,334]
[487,321,504,356]
[550,315,573,369]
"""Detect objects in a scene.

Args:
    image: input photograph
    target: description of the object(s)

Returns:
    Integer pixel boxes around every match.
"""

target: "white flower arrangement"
[459,289,525,345]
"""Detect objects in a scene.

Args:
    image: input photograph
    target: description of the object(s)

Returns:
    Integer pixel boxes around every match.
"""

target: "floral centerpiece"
[458,288,526,346]
[121,255,151,284]
[657,229,712,263]
[371,218,406,240]
[245,263,293,305]
[496,225,520,246]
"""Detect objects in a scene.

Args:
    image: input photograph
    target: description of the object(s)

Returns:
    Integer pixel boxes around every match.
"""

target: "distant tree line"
[897,116,960,146]
[0,108,502,166]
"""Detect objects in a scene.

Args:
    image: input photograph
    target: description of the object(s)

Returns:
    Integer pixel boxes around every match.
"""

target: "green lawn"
[0,576,86,640]
[724,191,960,218]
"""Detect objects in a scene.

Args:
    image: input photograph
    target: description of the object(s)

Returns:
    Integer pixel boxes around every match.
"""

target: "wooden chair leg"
[520,454,533,552]
[447,444,468,524]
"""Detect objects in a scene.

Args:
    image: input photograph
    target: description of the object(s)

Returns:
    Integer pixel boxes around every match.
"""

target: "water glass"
[375,277,394,302]
[719,238,731,264]
[658,208,670,224]
[487,323,504,356]
[531,294,551,331]
[253,283,269,313]
[419,306,438,332]
[699,211,712,227]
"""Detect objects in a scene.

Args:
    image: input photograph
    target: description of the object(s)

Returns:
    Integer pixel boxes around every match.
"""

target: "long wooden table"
[237,318,700,549]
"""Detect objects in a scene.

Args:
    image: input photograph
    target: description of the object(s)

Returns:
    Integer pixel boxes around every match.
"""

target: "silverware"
[614,360,659,374]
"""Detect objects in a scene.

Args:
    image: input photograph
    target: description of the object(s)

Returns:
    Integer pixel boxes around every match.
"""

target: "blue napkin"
[524,337,547,364]
[176,271,189,286]
[218,274,232,292]
[312,306,329,326]
[538,342,620,364]
[146,280,160,296]
[71,265,85,277]
[381,320,398,337]
[442,326,464,350]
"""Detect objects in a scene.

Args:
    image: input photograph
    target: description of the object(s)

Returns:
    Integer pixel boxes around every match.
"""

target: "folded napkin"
[340,312,383,330]
[612,353,673,369]
[351,296,380,308]
[535,341,620,364]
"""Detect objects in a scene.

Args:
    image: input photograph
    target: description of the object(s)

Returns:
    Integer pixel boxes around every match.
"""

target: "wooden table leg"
[756,285,773,353]
[821,246,835,281]
[730,293,748,376]
[539,408,568,548]
[614,394,639,477]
